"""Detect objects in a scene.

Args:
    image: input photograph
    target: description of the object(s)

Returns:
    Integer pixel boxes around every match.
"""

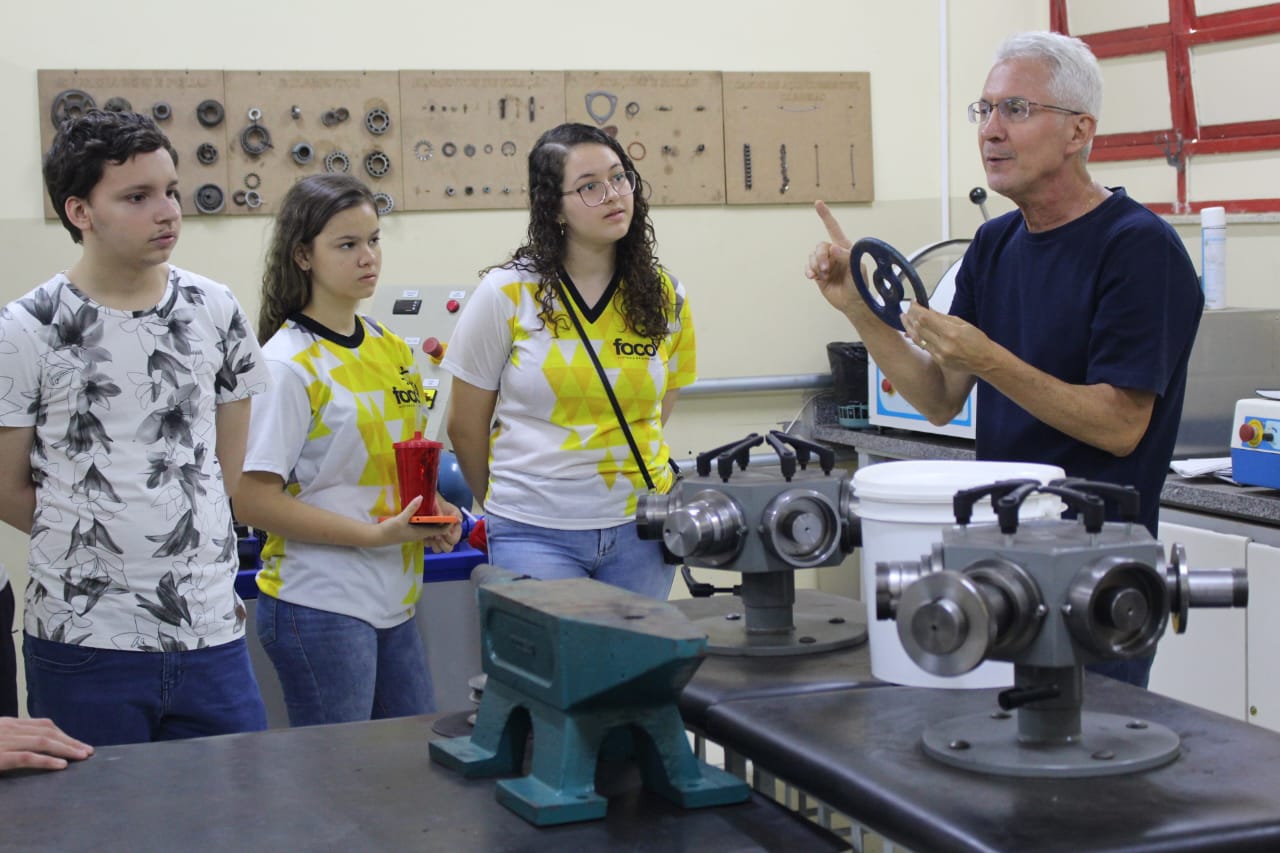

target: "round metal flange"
[850,237,929,331]
[896,571,993,676]
[193,184,224,215]
[1168,542,1191,634]
[585,90,618,125]
[151,101,172,122]
[673,589,868,657]
[759,489,841,568]
[922,710,1181,777]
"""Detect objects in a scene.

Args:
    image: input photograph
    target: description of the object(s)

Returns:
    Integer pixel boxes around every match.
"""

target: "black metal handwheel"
[850,237,929,331]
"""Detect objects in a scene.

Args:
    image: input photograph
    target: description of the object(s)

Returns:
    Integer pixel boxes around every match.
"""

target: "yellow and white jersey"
[442,264,696,529]
[245,314,427,628]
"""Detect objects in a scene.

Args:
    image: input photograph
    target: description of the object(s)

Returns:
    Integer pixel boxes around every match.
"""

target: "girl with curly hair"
[443,123,696,599]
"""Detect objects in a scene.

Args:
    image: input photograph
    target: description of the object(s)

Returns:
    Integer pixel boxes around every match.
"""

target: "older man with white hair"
[807,31,1203,687]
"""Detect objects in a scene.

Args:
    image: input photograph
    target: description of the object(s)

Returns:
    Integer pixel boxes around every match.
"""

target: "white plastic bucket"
[853,460,1066,688]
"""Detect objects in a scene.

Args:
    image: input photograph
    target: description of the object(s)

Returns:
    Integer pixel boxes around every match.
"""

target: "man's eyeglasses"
[967,97,1086,125]
[562,171,638,207]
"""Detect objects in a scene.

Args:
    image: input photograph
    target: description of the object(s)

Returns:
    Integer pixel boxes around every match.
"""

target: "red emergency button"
[881,378,894,395]
[446,299,461,314]
[1240,419,1271,446]
[422,337,447,365]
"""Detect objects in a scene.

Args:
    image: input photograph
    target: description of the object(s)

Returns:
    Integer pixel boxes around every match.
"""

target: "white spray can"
[1201,206,1227,310]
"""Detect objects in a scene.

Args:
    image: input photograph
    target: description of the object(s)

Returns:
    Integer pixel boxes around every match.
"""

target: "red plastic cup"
[394,431,445,521]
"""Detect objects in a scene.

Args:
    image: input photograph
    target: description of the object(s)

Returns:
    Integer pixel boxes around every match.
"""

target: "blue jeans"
[486,514,676,600]
[22,633,267,746]
[1086,655,1155,688]
[256,596,435,727]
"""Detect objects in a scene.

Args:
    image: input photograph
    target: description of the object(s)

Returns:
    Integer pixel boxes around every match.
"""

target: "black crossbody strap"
[558,283,657,491]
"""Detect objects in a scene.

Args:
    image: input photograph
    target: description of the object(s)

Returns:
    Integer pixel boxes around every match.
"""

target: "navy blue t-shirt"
[950,188,1202,534]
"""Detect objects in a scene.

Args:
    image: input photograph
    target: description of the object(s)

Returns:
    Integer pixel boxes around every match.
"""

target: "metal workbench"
[0,713,845,852]
[702,674,1280,853]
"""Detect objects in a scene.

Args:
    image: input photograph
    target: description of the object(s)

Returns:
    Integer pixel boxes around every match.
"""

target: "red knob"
[422,337,444,358]
[446,299,460,314]
[881,378,894,395]
[1240,423,1259,444]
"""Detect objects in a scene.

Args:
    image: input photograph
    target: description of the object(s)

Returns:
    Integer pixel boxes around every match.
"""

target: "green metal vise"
[429,569,750,825]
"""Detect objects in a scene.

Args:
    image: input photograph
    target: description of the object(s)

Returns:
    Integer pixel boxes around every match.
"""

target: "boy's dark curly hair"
[43,110,178,244]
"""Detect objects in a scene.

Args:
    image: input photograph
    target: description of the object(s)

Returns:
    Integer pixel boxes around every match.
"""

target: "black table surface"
[703,674,1280,853]
[0,713,845,852]
[679,637,883,731]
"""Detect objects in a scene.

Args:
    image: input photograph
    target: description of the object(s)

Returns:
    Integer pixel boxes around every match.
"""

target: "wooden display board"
[722,72,873,205]
[564,71,726,206]
[37,69,227,219]
[37,68,875,216]
[221,71,403,217]
[397,71,566,211]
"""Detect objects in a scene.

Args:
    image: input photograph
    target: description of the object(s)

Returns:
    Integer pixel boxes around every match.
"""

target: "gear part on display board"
[291,142,314,165]
[151,102,172,122]
[364,150,391,178]
[244,172,261,189]
[240,123,272,156]
[193,183,225,215]
[584,90,618,125]
[414,140,433,161]
[232,189,248,206]
[850,237,930,331]
[365,107,391,135]
[441,142,457,157]
[50,89,96,129]
[102,96,132,113]
[372,192,394,215]
[196,99,225,128]
[245,190,263,209]
[324,151,351,173]
[195,142,219,165]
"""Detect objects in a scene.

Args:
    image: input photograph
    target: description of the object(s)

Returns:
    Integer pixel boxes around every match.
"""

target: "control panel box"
[1231,397,1280,489]
[367,284,474,444]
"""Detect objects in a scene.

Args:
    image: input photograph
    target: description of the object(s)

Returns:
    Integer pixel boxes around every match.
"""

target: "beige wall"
[3,0,1278,710]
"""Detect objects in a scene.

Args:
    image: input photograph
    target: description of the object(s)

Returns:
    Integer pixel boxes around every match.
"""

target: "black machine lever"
[695,433,762,481]
[998,683,1062,711]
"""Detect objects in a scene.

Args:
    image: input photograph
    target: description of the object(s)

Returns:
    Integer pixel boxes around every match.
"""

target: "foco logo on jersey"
[612,338,659,360]
[393,367,422,405]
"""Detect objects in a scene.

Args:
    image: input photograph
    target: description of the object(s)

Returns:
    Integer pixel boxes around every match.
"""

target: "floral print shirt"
[0,268,270,651]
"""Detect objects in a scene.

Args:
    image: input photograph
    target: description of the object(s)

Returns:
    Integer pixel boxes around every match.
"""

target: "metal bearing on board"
[151,102,172,122]
[196,99,225,128]
[364,150,391,178]
[195,142,219,165]
[483,143,493,154]
[232,190,248,206]
[103,96,132,113]
[322,110,340,127]
[335,107,350,122]
[50,89,96,129]
[291,142,314,165]
[244,172,262,189]
[365,108,391,135]
[500,140,516,157]
[324,151,351,173]
[245,190,263,209]
[372,192,394,215]
[627,141,647,161]
[194,184,225,215]
[240,124,272,156]
[441,142,457,158]
[414,140,433,161]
